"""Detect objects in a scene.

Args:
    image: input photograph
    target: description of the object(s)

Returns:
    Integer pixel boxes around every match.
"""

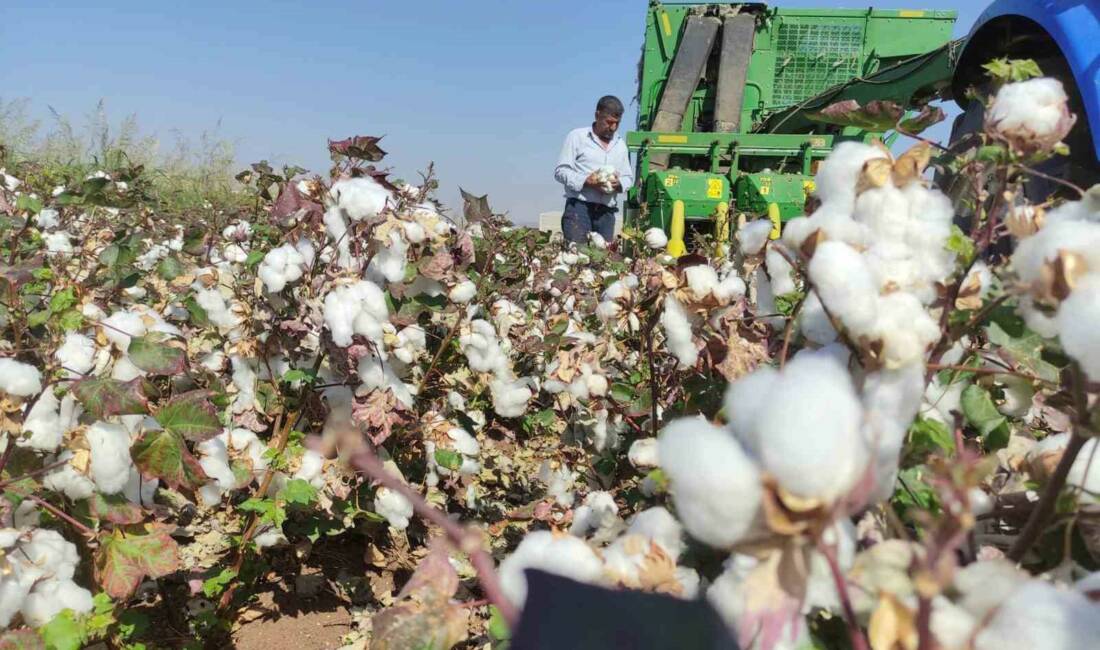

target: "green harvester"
[626,2,959,256]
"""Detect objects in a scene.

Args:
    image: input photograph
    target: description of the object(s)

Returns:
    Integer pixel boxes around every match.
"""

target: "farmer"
[554,95,634,244]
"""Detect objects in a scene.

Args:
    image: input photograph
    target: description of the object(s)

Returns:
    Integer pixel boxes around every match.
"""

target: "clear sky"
[3,1,983,224]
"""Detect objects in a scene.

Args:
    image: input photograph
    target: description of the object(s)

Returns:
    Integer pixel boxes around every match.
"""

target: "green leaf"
[280,368,316,385]
[71,377,149,419]
[26,310,50,328]
[239,497,286,528]
[898,105,946,134]
[643,468,669,493]
[202,568,238,598]
[131,428,208,491]
[16,194,43,215]
[128,332,187,375]
[487,605,511,642]
[945,225,976,266]
[609,383,635,404]
[57,309,84,332]
[48,287,76,314]
[774,291,804,317]
[961,384,1010,450]
[279,478,317,507]
[183,295,210,327]
[982,57,1043,83]
[154,390,220,442]
[905,417,955,465]
[94,528,180,600]
[85,492,145,525]
[156,255,183,280]
[38,610,83,650]
[117,610,150,640]
[434,449,463,472]
[244,250,265,270]
[987,320,1060,383]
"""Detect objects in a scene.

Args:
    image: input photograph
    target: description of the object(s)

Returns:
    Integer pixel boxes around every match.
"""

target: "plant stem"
[352,446,520,628]
[1007,431,1087,561]
[817,538,869,650]
[14,491,96,538]
[778,292,806,369]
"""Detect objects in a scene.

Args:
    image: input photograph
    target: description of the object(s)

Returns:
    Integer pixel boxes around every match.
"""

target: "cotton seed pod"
[856,158,894,195]
[1035,249,1087,303]
[985,77,1077,155]
[891,142,931,187]
[1006,204,1047,239]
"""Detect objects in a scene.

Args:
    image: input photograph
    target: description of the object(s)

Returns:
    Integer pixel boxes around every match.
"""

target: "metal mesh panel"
[773,22,864,107]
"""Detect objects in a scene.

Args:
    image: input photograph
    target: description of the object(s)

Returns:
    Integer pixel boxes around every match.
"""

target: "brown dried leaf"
[892,142,931,187]
[857,158,894,195]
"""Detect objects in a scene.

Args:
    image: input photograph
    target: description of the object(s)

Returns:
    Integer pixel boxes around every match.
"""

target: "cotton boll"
[1012,220,1100,289]
[407,275,444,297]
[55,332,96,377]
[449,279,477,303]
[21,578,94,627]
[986,77,1076,154]
[723,366,779,459]
[588,231,608,249]
[331,176,392,222]
[538,461,577,507]
[498,531,604,608]
[685,265,719,301]
[658,418,762,548]
[253,525,287,549]
[569,491,619,537]
[862,365,926,501]
[35,207,60,230]
[1067,437,1100,499]
[293,450,325,488]
[86,421,134,495]
[596,300,621,322]
[645,228,668,249]
[356,352,415,408]
[44,231,73,255]
[738,219,773,256]
[714,273,746,303]
[1056,276,1100,381]
[660,296,697,368]
[43,452,96,500]
[374,487,414,530]
[974,580,1100,650]
[765,247,796,296]
[193,288,240,331]
[807,243,878,339]
[366,231,408,285]
[402,220,426,244]
[854,184,911,243]
[20,389,64,452]
[111,355,145,382]
[323,280,389,347]
[799,291,838,345]
[0,359,43,397]
[628,438,659,468]
[323,206,353,268]
[627,507,684,559]
[459,319,511,376]
[754,267,783,329]
[258,243,306,293]
[871,292,940,368]
[814,141,891,211]
[754,354,868,503]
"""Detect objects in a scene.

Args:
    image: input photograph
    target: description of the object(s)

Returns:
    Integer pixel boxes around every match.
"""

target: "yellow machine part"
[767,202,781,239]
[713,202,730,259]
[666,199,687,257]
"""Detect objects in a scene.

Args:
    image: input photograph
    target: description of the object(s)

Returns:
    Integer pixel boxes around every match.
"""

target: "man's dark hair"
[596,95,625,117]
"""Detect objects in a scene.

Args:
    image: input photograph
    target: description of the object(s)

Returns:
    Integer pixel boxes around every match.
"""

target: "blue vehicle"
[950,0,1100,194]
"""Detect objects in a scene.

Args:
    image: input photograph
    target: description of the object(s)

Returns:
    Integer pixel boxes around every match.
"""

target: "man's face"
[594,111,620,140]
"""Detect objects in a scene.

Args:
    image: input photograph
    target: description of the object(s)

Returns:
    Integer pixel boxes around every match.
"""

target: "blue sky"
[3,1,983,224]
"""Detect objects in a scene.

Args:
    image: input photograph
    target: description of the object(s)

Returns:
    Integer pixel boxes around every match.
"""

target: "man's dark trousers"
[561,197,616,244]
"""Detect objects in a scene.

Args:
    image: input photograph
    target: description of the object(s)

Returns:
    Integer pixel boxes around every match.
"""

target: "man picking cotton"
[554,95,634,245]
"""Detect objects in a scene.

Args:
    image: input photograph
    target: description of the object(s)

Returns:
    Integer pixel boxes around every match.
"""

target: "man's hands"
[584,171,622,194]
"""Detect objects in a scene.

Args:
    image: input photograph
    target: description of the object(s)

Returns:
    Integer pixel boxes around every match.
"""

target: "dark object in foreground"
[510,569,739,650]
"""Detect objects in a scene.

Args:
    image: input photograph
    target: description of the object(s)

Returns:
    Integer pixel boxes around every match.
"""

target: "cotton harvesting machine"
[625,1,959,255]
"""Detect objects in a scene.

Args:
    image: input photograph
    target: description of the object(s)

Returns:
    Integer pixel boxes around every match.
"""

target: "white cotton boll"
[799,291,838,345]
[765,247,796,296]
[222,221,251,241]
[20,389,64,452]
[459,319,511,376]
[814,141,890,211]
[322,206,353,268]
[356,353,415,408]
[1056,276,1100,381]
[331,176,391,222]
[43,452,96,500]
[253,526,287,549]
[596,300,622,322]
[222,243,249,264]
[402,220,426,244]
[628,507,684,559]
[258,243,306,293]
[862,365,926,501]
[407,276,444,297]
[685,265,719,301]
[714,274,746,303]
[854,184,911,242]
[374,487,414,530]
[660,296,697,368]
[538,461,577,507]
[499,531,604,608]
[323,280,389,347]
[366,231,408,286]
[603,280,630,302]
[645,228,668,249]
[755,354,868,503]
[754,266,784,330]
[0,359,43,398]
[1012,220,1100,287]
[1020,298,1061,338]
[628,438,659,468]
[230,355,258,414]
[569,491,619,537]
[293,450,325,487]
[22,529,80,582]
[447,427,480,457]
[111,355,145,382]
[588,231,608,249]
[21,578,94,627]
[986,77,1076,153]
[738,219,773,256]
[871,292,940,368]
[490,375,533,418]
[86,421,134,495]
[193,288,239,330]
[449,279,477,303]
[658,418,762,548]
[44,231,73,255]
[807,241,878,335]
[55,332,96,378]
[1067,438,1100,499]
[723,366,779,459]
[974,580,1100,650]
[35,208,60,230]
